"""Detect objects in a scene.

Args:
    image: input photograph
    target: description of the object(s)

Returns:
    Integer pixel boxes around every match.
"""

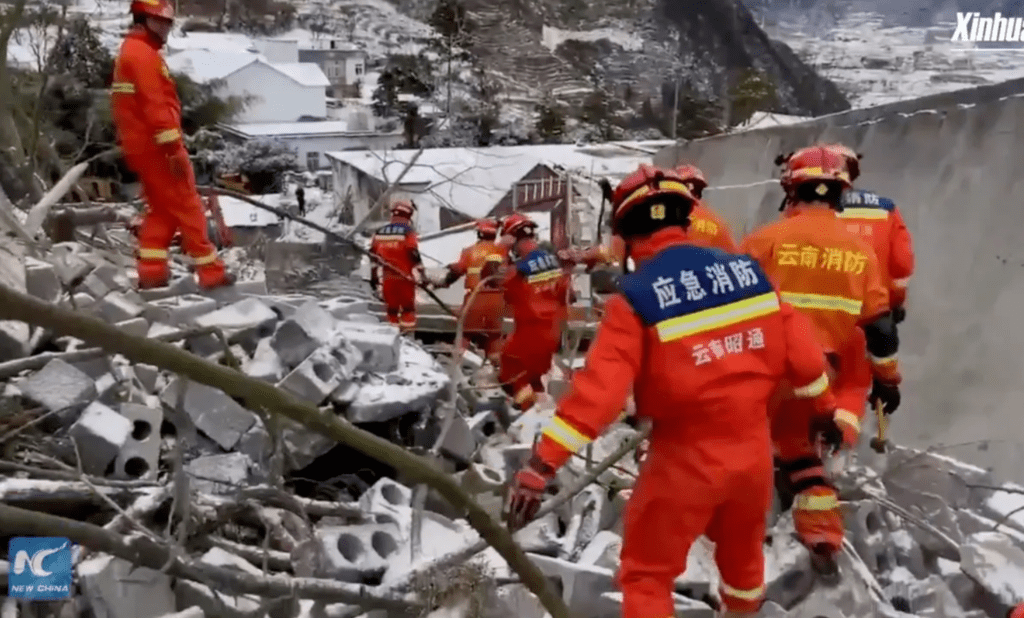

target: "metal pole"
[671,75,680,140]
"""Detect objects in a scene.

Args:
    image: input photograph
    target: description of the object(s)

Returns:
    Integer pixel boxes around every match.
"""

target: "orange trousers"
[460,290,504,361]
[771,334,872,554]
[497,323,560,411]
[381,275,416,332]
[127,148,226,288]
[620,439,772,616]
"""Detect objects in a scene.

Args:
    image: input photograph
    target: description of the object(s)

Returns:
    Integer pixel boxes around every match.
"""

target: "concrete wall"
[653,92,1024,482]
[282,133,404,171]
[226,63,326,123]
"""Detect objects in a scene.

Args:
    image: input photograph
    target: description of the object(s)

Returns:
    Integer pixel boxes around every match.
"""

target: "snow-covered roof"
[166,32,257,55]
[271,62,331,87]
[419,211,553,266]
[218,195,281,228]
[326,143,659,220]
[734,111,811,131]
[221,121,367,138]
[165,49,258,82]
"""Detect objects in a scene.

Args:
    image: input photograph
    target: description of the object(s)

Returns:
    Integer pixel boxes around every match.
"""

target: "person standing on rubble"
[823,143,915,327]
[370,200,426,333]
[111,0,234,291]
[741,146,901,580]
[481,212,571,412]
[432,218,508,363]
[674,164,740,252]
[505,164,839,618]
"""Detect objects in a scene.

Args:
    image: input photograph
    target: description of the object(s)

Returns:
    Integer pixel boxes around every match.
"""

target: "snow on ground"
[986,483,1024,530]
[277,187,350,243]
[541,25,645,53]
[773,12,1024,108]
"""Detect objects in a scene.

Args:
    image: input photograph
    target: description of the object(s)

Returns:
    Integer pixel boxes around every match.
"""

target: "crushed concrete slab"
[24,257,60,302]
[69,401,133,475]
[79,555,175,618]
[185,453,252,495]
[160,378,256,451]
[277,347,350,405]
[193,298,277,351]
[114,317,150,338]
[142,295,217,325]
[19,358,98,424]
[960,531,1024,606]
[270,319,319,370]
[347,339,448,423]
[333,319,401,373]
[320,296,369,320]
[242,338,285,383]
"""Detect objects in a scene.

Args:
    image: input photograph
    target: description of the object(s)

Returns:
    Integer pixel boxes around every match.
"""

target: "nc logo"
[8,537,73,600]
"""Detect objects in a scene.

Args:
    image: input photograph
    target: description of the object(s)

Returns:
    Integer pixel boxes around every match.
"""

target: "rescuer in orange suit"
[824,143,916,321]
[432,218,508,362]
[506,165,839,618]
[674,163,739,251]
[741,146,901,579]
[112,0,233,290]
[483,212,571,412]
[370,200,426,333]
[1007,602,1024,618]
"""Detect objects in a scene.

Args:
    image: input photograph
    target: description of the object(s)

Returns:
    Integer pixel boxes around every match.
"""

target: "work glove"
[167,150,190,180]
[870,379,901,415]
[892,305,906,324]
[810,413,844,455]
[369,273,379,294]
[504,456,555,531]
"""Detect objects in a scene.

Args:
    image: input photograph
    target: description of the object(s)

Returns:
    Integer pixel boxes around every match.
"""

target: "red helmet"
[610,164,695,237]
[822,143,861,181]
[500,212,537,239]
[390,200,416,219]
[475,218,498,238]
[674,164,708,194]
[780,146,851,193]
[130,0,175,20]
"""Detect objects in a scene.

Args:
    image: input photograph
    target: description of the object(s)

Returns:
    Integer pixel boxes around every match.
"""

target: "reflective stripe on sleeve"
[154,128,181,145]
[792,372,829,398]
[780,292,862,315]
[793,493,839,511]
[720,582,766,600]
[834,409,860,431]
[870,353,898,367]
[541,416,591,453]
[110,82,135,94]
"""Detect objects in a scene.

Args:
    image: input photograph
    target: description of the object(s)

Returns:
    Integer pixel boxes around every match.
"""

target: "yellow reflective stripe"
[892,277,910,288]
[837,207,889,220]
[374,234,407,242]
[792,372,829,398]
[138,248,168,259]
[835,409,860,431]
[110,82,135,94]
[467,267,482,274]
[794,493,839,511]
[720,582,766,600]
[154,128,181,144]
[870,353,897,366]
[528,269,561,284]
[485,254,504,262]
[618,179,692,213]
[191,252,218,265]
[656,292,779,342]
[541,416,591,453]
[513,386,534,404]
[780,291,862,316]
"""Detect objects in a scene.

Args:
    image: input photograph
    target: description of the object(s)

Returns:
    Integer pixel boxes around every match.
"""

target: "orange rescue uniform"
[742,206,893,552]
[447,239,508,360]
[111,27,227,288]
[837,189,915,309]
[534,228,836,616]
[370,219,422,331]
[606,202,737,263]
[496,240,571,411]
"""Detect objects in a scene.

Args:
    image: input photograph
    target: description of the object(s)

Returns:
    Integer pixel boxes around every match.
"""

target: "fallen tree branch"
[0,503,420,610]
[0,283,568,618]
[209,536,292,573]
[0,460,159,488]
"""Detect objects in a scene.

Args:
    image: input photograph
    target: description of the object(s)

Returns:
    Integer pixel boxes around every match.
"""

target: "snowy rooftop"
[271,62,331,88]
[325,142,662,219]
[218,195,281,228]
[221,121,387,138]
[166,32,257,55]
[165,50,258,82]
[734,112,811,131]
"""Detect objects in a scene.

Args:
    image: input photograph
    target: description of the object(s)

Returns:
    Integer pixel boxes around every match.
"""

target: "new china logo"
[8,537,73,600]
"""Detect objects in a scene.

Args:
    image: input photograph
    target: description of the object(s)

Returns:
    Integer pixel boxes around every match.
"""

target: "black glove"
[810,413,843,454]
[369,273,379,293]
[892,305,906,324]
[870,379,901,415]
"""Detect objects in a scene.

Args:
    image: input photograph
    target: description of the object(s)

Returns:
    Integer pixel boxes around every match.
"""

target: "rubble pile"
[2,239,1024,618]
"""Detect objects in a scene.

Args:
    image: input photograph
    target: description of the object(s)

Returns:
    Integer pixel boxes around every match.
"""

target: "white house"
[218,121,404,171]
[165,32,258,55]
[166,49,330,123]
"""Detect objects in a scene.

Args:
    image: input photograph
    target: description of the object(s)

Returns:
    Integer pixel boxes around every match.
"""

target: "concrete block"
[24,257,60,301]
[114,317,150,338]
[559,485,609,562]
[133,364,160,393]
[242,338,285,383]
[59,291,96,311]
[79,555,175,618]
[51,250,94,286]
[334,319,401,373]
[80,269,113,300]
[69,401,133,475]
[270,319,319,369]
[184,331,223,358]
[316,523,402,583]
[174,549,263,615]
[160,378,256,450]
[436,412,477,464]
[185,453,252,495]
[137,276,199,301]
[114,403,162,480]
[595,591,714,618]
[19,358,97,423]
[95,291,146,323]
[462,386,507,415]
[279,417,338,471]
[142,295,217,325]
[237,423,270,467]
[320,296,370,320]
[193,298,278,350]
[330,381,360,405]
[528,553,620,618]
[277,348,349,404]
[578,530,622,570]
[344,312,381,324]
[94,372,124,405]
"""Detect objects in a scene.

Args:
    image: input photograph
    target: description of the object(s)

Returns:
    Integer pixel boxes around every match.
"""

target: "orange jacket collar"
[783,203,838,219]
[628,227,691,265]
